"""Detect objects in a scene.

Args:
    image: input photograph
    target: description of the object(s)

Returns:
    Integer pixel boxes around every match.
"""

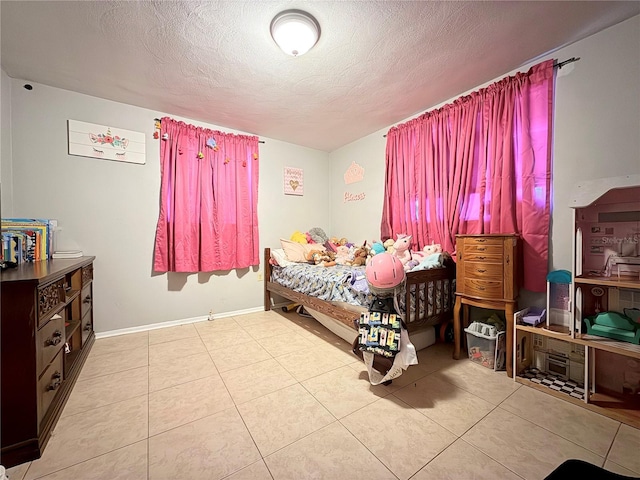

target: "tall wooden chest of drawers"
[1,257,95,468]
[453,235,521,376]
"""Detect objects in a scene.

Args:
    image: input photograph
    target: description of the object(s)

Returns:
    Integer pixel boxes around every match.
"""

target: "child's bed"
[264,247,456,342]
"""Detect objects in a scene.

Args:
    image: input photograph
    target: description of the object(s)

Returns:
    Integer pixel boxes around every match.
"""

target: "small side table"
[452,234,521,378]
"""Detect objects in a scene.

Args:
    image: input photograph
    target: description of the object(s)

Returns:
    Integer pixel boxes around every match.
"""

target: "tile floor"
[7,310,640,480]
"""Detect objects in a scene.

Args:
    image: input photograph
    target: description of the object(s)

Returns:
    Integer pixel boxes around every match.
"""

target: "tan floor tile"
[6,462,30,480]
[233,310,280,326]
[194,316,241,334]
[149,352,218,392]
[90,331,149,357]
[62,366,148,417]
[149,375,234,436]
[301,365,390,419]
[149,408,260,480]
[500,385,619,456]
[220,358,297,404]
[148,323,198,345]
[392,373,494,436]
[30,441,147,480]
[199,328,255,351]
[276,346,350,381]
[432,360,520,405]
[604,459,640,476]
[148,336,206,364]
[264,422,395,479]
[238,383,334,456]
[412,439,522,480]
[341,396,456,480]
[241,319,299,340]
[463,407,603,480]
[608,424,640,474]
[416,343,459,374]
[256,332,316,357]
[225,460,273,480]
[208,340,273,372]
[25,396,148,480]
[79,346,148,380]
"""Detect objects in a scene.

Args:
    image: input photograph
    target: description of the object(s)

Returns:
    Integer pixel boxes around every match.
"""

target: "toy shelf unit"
[572,175,640,426]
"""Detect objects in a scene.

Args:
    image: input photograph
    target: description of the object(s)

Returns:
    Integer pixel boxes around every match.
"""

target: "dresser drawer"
[37,313,65,375]
[37,279,65,328]
[463,278,504,299]
[81,285,92,319]
[464,262,503,280]
[81,310,93,345]
[81,264,93,287]
[38,349,64,424]
[461,237,505,247]
[463,243,504,258]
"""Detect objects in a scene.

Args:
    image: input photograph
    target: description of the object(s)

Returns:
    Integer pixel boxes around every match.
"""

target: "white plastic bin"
[464,322,506,371]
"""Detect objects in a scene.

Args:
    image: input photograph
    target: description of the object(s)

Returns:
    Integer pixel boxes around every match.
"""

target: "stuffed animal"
[290,231,308,244]
[306,249,336,267]
[370,242,385,256]
[334,245,353,265]
[392,234,413,266]
[308,227,329,245]
[422,243,443,255]
[383,238,395,254]
[350,246,368,266]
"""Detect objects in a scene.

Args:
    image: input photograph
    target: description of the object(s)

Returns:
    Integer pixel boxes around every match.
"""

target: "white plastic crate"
[464,322,506,371]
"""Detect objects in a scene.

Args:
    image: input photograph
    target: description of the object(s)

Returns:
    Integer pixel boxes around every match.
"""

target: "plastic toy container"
[464,321,506,371]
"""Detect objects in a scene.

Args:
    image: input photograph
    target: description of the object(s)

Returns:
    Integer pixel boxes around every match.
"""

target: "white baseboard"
[95,306,265,339]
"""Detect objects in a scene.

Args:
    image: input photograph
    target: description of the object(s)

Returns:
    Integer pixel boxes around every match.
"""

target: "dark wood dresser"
[1,257,95,468]
[453,235,521,377]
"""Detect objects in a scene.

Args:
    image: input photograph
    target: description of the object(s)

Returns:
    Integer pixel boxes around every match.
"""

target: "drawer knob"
[47,371,62,391]
[477,256,485,260]
[83,296,91,304]
[478,286,485,290]
[45,330,63,347]
[477,269,486,273]
[84,323,92,331]
[477,239,486,243]
[477,247,486,251]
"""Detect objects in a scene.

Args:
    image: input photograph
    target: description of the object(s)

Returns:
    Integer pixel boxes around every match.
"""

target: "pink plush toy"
[392,234,413,266]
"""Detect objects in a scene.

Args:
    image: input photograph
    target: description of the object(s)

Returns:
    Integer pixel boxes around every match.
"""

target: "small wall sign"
[284,167,304,196]
[68,120,146,164]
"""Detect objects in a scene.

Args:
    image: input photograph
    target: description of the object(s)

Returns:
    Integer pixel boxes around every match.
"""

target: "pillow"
[270,248,295,267]
[280,238,325,262]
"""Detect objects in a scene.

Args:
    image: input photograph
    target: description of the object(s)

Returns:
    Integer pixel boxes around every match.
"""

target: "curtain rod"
[382,57,581,138]
[153,118,265,143]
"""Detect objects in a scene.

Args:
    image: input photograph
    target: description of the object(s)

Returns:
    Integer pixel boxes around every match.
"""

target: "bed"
[263,247,456,345]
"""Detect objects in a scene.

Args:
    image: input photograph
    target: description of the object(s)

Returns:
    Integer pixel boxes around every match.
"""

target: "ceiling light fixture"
[270,10,320,57]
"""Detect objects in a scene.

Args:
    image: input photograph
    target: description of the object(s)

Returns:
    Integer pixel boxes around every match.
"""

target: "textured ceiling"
[2,1,639,152]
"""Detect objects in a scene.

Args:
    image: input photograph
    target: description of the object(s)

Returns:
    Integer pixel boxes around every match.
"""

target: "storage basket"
[464,321,506,371]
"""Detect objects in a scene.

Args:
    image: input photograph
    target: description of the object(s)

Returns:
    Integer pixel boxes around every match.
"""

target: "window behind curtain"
[153,117,260,272]
[381,60,555,292]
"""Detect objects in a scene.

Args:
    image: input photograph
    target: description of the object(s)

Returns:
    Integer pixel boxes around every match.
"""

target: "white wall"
[330,15,640,306]
[1,69,13,215]
[8,81,330,332]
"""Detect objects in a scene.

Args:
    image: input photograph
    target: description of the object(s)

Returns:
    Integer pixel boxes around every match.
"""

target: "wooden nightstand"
[453,234,521,377]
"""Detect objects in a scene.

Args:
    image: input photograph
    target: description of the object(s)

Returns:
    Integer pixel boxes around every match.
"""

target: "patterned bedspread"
[271,263,373,307]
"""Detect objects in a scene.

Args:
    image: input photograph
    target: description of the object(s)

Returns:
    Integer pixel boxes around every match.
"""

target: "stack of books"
[52,250,83,259]
[1,218,57,264]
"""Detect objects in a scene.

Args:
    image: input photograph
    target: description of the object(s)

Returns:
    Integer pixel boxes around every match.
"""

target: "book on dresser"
[0,256,95,468]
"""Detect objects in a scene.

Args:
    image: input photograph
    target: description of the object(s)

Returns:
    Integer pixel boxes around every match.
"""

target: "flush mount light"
[270,10,320,57]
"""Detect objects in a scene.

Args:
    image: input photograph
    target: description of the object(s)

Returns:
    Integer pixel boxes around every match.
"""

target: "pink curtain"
[381,60,554,292]
[153,118,260,272]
